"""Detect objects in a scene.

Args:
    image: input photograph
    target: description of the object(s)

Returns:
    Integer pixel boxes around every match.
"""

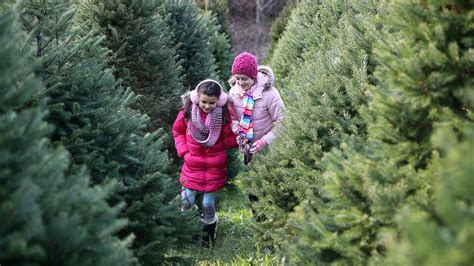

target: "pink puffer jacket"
[229,66,285,145]
[172,109,238,192]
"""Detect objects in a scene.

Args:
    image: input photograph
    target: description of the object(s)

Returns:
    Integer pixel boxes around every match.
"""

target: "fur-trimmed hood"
[228,65,275,91]
[227,64,284,146]
[180,90,191,106]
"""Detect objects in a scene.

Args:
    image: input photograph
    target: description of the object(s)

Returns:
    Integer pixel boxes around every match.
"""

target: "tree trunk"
[256,0,261,48]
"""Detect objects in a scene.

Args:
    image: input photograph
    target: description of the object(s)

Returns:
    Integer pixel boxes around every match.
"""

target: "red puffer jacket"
[172,109,238,192]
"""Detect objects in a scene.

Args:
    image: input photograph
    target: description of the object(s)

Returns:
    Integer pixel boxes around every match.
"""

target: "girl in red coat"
[172,79,238,246]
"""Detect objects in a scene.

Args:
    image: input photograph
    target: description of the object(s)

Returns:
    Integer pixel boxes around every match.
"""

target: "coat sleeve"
[227,100,240,134]
[222,112,238,149]
[172,111,189,158]
[261,88,285,146]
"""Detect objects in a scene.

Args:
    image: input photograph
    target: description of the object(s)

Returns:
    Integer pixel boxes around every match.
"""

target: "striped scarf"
[239,92,254,142]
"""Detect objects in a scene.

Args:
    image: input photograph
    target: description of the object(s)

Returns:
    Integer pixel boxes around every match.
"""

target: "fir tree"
[283,0,473,264]
[198,9,233,84]
[160,0,216,89]
[269,0,322,85]
[195,0,230,35]
[266,0,298,62]
[0,1,16,11]
[385,126,474,265]
[19,1,196,264]
[77,0,184,131]
[0,6,134,265]
[240,0,380,249]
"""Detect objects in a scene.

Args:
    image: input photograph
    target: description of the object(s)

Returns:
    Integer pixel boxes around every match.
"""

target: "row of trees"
[242,0,473,264]
[1,0,233,264]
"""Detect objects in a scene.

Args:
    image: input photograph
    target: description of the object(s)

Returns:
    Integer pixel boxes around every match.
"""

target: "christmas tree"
[198,9,233,85]
[266,0,298,61]
[194,0,230,36]
[77,0,184,132]
[282,0,473,264]
[385,126,474,265]
[0,6,134,265]
[18,0,196,264]
[159,0,216,90]
[239,0,381,249]
[269,0,322,85]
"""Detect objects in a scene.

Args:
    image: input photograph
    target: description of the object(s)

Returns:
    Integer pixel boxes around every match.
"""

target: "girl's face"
[233,74,255,91]
[198,93,219,113]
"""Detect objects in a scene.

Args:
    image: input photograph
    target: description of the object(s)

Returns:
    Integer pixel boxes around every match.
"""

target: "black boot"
[202,221,217,248]
[248,194,266,222]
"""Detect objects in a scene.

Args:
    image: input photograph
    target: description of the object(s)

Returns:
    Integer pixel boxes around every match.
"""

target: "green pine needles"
[77,0,185,132]
[16,0,196,264]
[246,0,473,264]
[2,0,472,264]
[0,6,135,265]
[240,0,381,252]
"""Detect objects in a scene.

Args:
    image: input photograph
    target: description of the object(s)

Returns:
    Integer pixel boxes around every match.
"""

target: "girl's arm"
[260,90,285,146]
[227,100,240,134]
[172,111,189,157]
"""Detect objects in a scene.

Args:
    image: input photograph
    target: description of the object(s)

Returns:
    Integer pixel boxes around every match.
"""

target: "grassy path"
[171,180,279,265]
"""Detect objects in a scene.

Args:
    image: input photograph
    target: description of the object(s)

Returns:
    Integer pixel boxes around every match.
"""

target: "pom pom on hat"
[231,52,258,80]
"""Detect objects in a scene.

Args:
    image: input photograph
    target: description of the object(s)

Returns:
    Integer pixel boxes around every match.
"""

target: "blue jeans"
[181,187,217,224]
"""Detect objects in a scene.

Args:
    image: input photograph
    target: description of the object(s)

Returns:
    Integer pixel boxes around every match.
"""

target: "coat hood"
[181,90,191,106]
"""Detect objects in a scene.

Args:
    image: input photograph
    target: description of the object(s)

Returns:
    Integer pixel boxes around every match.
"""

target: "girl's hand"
[236,135,248,147]
[250,139,267,154]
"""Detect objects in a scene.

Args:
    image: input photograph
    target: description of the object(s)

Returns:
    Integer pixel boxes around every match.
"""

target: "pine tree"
[239,0,380,249]
[198,9,233,85]
[385,126,474,265]
[269,0,322,85]
[0,1,16,11]
[282,0,473,264]
[19,1,196,264]
[195,0,230,35]
[377,1,474,264]
[266,0,298,62]
[77,0,184,132]
[160,0,216,89]
[0,6,134,265]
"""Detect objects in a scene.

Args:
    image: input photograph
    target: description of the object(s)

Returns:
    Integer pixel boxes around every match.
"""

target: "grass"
[168,179,280,265]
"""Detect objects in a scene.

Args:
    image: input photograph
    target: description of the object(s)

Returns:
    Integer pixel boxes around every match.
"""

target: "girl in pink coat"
[172,79,237,246]
[228,52,285,164]
[229,52,285,217]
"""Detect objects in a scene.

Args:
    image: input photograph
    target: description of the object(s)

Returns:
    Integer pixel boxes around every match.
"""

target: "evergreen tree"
[0,6,134,265]
[283,0,473,264]
[385,126,474,265]
[0,0,16,11]
[160,0,216,90]
[268,0,322,85]
[19,1,196,264]
[198,9,233,84]
[266,0,298,62]
[195,0,230,36]
[77,0,184,131]
[240,0,380,249]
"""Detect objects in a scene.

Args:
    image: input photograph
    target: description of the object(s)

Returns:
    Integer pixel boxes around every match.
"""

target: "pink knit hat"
[231,52,258,80]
